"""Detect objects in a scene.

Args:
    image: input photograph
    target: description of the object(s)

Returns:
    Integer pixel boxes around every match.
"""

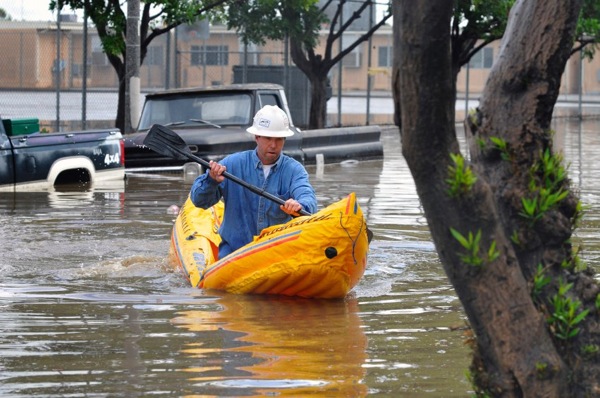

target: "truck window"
[259,93,281,108]
[199,97,252,124]
[137,93,253,130]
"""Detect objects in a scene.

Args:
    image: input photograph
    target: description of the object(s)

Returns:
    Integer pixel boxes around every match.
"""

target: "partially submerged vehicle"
[124,83,383,172]
[0,116,124,191]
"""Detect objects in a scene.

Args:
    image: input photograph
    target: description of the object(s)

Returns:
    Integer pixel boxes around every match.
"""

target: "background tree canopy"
[50,0,227,132]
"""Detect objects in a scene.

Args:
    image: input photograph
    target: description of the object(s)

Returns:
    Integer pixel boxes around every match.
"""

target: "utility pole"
[82,0,88,129]
[337,2,343,126]
[55,0,62,132]
[125,0,140,133]
[366,1,373,125]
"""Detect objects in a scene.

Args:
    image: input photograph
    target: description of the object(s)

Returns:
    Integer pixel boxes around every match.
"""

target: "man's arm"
[190,164,224,209]
[288,165,318,215]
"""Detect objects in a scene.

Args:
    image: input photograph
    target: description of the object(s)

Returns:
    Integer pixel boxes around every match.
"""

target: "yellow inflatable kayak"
[168,192,370,299]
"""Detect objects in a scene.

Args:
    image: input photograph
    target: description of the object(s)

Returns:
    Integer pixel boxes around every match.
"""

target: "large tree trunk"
[106,53,126,133]
[308,75,328,129]
[289,38,328,129]
[396,0,600,396]
[116,77,126,133]
[391,2,401,128]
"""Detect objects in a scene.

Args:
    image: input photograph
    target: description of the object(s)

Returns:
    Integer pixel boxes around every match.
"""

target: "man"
[190,105,317,259]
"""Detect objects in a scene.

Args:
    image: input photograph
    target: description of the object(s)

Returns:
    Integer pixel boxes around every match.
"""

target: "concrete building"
[0,18,596,95]
[0,18,597,128]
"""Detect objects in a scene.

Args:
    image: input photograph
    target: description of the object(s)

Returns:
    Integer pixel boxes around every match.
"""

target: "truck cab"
[124,83,384,172]
[125,84,303,171]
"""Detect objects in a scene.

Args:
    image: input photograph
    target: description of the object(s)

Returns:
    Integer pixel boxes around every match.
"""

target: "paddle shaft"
[168,143,311,217]
[144,124,372,242]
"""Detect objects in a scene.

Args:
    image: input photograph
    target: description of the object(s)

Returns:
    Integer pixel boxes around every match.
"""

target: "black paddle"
[143,124,311,216]
[143,124,373,242]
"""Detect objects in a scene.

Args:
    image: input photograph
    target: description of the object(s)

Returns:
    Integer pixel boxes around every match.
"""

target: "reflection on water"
[173,294,367,396]
[1,119,599,396]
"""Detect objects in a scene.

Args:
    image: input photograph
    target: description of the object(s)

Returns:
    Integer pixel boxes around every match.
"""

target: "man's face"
[255,135,286,165]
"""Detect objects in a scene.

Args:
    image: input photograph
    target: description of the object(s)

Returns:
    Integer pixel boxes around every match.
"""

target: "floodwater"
[1,117,599,397]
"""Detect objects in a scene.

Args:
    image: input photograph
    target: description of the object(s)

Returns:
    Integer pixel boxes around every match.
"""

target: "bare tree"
[228,0,392,129]
[52,0,227,133]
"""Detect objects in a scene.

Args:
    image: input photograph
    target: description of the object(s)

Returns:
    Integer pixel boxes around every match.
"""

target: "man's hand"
[280,198,303,217]
[208,160,226,183]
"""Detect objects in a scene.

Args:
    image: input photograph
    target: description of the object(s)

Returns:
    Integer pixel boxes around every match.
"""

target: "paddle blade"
[143,124,192,160]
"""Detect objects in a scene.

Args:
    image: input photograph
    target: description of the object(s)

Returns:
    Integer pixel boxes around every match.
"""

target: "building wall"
[0,20,598,97]
[0,29,39,88]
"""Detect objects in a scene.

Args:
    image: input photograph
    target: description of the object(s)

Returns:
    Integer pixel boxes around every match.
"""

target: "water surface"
[1,118,598,397]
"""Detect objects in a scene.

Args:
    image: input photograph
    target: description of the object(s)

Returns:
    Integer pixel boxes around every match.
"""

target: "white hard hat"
[246,105,294,137]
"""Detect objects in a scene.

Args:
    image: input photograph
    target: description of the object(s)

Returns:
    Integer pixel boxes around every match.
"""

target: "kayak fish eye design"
[325,247,338,259]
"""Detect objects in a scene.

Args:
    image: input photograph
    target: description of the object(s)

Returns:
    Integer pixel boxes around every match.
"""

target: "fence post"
[337,3,343,126]
[366,1,373,126]
[82,3,88,130]
[55,9,62,132]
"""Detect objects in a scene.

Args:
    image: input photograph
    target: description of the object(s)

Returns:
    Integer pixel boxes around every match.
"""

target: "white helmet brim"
[246,105,295,137]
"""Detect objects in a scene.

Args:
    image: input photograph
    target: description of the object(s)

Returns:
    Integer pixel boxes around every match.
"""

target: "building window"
[191,45,229,66]
[342,51,361,68]
[468,47,494,69]
[191,45,201,65]
[72,63,83,77]
[91,36,108,66]
[378,46,393,67]
[239,41,259,65]
[146,46,164,66]
[341,34,361,68]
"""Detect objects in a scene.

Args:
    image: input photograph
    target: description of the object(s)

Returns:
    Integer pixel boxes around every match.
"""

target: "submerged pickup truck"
[0,117,125,191]
[124,83,383,172]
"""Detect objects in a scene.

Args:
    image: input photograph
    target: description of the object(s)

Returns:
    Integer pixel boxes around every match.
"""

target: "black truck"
[0,117,125,191]
[124,83,383,172]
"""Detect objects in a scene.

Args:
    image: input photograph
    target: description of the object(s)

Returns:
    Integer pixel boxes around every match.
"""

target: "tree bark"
[105,54,126,133]
[307,75,328,129]
[391,1,401,128]
[289,39,329,129]
[395,0,600,395]
[116,75,126,133]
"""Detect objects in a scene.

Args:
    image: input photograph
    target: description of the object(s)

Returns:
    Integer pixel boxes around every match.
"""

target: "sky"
[0,0,80,22]
[0,0,390,24]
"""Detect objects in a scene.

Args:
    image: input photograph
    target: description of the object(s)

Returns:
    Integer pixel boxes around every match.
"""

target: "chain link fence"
[0,20,399,132]
[12,17,600,132]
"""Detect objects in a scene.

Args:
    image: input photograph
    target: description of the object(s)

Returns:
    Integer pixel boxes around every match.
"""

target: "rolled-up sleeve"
[190,172,222,209]
[289,163,317,214]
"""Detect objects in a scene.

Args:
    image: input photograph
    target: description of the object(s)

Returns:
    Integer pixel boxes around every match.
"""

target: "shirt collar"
[252,149,282,170]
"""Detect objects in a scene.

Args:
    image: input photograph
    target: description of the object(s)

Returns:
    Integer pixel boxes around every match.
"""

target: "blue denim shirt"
[190,149,317,258]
